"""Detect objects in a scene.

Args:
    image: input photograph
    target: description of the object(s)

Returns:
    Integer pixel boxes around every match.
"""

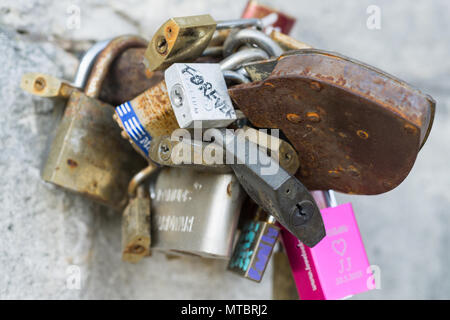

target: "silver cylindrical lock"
[150,167,245,259]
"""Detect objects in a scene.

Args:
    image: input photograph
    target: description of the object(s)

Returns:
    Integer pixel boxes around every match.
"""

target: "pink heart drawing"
[331,239,347,256]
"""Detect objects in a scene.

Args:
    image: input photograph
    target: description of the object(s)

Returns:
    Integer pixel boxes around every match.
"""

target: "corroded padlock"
[229,49,436,195]
[21,36,148,209]
[113,62,238,159]
[122,165,157,263]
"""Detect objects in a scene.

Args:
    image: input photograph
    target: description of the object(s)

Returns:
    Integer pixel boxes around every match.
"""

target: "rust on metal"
[144,15,217,71]
[269,30,312,51]
[20,72,76,98]
[100,48,164,105]
[42,91,147,209]
[229,49,435,195]
[66,159,78,168]
[113,80,180,159]
[85,35,149,98]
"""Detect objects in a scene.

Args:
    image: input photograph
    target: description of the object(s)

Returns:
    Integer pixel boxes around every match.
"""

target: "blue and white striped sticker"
[115,101,152,156]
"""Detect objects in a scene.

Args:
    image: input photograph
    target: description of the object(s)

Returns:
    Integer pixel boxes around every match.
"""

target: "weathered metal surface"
[241,0,296,35]
[113,80,180,159]
[85,35,149,98]
[42,91,146,209]
[227,135,325,247]
[39,36,150,209]
[100,47,164,106]
[269,30,312,51]
[147,126,299,175]
[122,165,157,263]
[20,72,76,98]
[144,15,217,71]
[122,185,151,264]
[229,49,436,195]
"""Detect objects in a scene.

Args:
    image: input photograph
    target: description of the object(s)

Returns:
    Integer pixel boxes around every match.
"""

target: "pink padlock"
[281,191,374,300]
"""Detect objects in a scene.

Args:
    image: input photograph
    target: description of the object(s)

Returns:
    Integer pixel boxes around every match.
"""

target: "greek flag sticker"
[115,101,152,156]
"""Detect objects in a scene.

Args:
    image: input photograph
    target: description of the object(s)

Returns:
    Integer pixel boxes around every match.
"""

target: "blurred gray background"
[0,0,449,299]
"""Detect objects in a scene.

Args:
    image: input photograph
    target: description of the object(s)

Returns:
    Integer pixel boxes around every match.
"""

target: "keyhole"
[34,77,46,92]
[155,36,168,54]
[291,200,314,227]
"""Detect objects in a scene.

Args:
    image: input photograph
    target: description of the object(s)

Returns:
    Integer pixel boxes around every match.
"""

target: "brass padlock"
[21,36,148,209]
[122,165,157,263]
[144,15,267,71]
[229,49,436,195]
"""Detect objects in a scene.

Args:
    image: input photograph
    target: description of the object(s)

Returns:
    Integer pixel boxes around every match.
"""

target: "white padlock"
[164,63,237,128]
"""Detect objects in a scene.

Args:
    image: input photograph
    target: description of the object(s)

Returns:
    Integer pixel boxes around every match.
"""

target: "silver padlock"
[164,63,237,128]
[150,167,245,259]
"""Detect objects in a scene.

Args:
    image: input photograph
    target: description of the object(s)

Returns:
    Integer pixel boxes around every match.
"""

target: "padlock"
[281,191,374,300]
[148,126,299,175]
[122,165,156,263]
[229,49,436,195]
[227,123,301,282]
[228,206,280,282]
[113,62,238,158]
[145,14,272,71]
[222,130,325,247]
[147,127,325,247]
[241,0,297,35]
[165,63,237,128]
[149,167,245,259]
[21,36,148,209]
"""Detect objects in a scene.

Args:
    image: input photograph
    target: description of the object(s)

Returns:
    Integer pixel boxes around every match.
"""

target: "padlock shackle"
[223,28,283,58]
[128,164,157,198]
[220,47,269,71]
[216,18,264,30]
[84,35,148,98]
[222,70,250,84]
[73,39,112,89]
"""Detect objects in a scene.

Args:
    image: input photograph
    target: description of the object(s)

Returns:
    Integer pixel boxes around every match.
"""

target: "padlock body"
[144,15,217,71]
[122,196,151,263]
[281,203,373,300]
[228,219,280,282]
[165,63,237,128]
[150,167,245,259]
[114,81,179,158]
[42,91,146,209]
[229,50,435,195]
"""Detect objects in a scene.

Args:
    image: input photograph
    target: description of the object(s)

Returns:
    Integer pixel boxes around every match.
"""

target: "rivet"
[286,113,302,123]
[306,112,320,122]
[356,130,369,139]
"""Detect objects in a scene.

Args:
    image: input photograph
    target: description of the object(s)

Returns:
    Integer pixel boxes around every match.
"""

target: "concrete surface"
[0,0,449,299]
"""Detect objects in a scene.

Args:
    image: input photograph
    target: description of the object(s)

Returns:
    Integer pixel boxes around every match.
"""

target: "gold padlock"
[122,165,157,263]
[145,14,265,71]
[21,36,148,209]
